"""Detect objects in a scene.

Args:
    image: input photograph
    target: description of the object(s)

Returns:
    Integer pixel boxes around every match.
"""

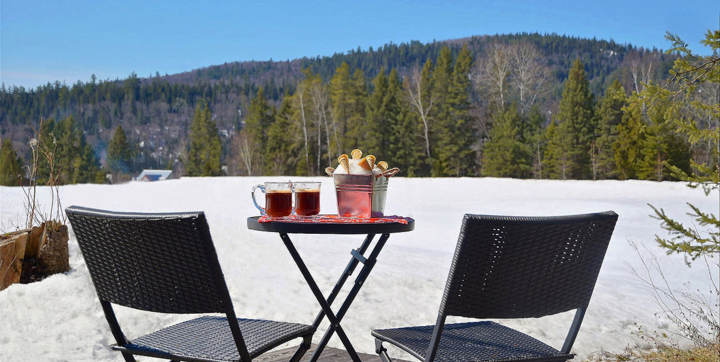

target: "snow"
[0,177,717,361]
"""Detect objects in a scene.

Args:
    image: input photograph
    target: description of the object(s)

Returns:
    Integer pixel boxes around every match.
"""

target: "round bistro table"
[247,216,415,362]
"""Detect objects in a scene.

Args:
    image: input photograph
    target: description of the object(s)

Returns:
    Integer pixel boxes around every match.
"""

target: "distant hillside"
[0,33,674,172]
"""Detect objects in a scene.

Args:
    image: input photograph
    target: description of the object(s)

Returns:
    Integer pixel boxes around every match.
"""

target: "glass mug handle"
[251,184,266,215]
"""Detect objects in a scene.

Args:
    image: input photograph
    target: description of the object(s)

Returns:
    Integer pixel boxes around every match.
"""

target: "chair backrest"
[66,206,232,314]
[440,212,618,319]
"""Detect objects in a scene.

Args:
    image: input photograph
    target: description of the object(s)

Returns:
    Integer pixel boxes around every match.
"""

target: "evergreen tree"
[613,95,645,179]
[594,80,627,179]
[648,30,720,259]
[264,95,296,175]
[204,114,222,176]
[329,62,353,152]
[482,104,532,178]
[637,91,691,181]
[245,87,274,148]
[365,69,390,155]
[551,58,596,179]
[107,125,133,173]
[49,116,102,184]
[432,45,476,176]
[429,46,453,176]
[543,119,570,179]
[186,101,222,176]
[347,69,368,149]
[443,45,476,176]
[385,70,419,175]
[522,106,547,178]
[0,138,23,185]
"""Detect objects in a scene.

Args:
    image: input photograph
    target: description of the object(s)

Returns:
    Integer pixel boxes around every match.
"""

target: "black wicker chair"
[66,206,313,362]
[373,211,618,362]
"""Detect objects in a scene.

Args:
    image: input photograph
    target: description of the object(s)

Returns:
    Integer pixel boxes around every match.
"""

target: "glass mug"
[251,182,293,217]
[294,182,321,216]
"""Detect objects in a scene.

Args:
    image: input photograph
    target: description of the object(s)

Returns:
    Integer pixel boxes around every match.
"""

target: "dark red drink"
[295,189,320,216]
[265,190,292,217]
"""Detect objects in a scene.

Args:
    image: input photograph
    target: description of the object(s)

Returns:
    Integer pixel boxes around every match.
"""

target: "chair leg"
[119,351,136,362]
[290,335,312,362]
[375,339,392,362]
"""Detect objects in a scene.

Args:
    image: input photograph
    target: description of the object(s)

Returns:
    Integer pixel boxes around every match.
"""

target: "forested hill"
[166,33,670,95]
[0,33,674,178]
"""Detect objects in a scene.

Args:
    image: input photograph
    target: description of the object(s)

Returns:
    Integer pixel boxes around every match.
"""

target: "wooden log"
[24,224,45,258]
[37,221,69,275]
[0,231,28,291]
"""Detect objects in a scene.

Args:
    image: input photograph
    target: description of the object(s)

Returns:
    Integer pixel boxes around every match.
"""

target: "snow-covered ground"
[0,177,716,361]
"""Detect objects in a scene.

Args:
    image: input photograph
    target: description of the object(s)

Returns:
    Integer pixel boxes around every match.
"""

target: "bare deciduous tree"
[405,64,434,158]
[628,52,656,94]
[476,43,512,111]
[510,42,549,114]
[310,80,333,168]
[235,131,257,175]
[295,87,311,175]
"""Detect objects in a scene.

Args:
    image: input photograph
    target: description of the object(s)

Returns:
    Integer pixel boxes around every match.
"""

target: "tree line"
[2,34,700,184]
[217,46,698,181]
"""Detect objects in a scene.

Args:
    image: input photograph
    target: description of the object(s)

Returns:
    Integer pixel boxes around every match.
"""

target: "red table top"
[258,214,411,224]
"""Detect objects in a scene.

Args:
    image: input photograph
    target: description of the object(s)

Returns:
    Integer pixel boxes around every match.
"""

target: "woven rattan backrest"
[441,212,617,319]
[67,206,230,314]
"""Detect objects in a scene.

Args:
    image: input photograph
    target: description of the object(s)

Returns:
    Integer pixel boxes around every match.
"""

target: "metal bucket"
[333,173,389,218]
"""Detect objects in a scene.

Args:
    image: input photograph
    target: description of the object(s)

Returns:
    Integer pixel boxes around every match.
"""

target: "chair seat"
[372,321,572,361]
[114,316,313,361]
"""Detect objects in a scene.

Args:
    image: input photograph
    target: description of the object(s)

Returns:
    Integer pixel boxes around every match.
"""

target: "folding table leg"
[279,233,362,362]
[310,233,390,360]
[311,233,375,330]
[290,234,374,359]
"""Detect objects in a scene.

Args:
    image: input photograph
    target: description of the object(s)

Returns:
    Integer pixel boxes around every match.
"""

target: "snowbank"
[0,177,716,361]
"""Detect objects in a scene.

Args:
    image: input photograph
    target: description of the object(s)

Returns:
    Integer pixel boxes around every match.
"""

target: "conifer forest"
[2,33,715,184]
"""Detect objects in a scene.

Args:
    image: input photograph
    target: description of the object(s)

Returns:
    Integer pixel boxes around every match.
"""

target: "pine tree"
[329,62,353,152]
[432,45,476,176]
[385,70,418,175]
[264,95,296,175]
[543,119,570,179]
[107,125,133,173]
[47,116,102,184]
[187,101,222,176]
[187,103,209,176]
[613,95,645,179]
[0,138,23,185]
[429,47,453,176]
[347,69,368,149]
[647,30,720,259]
[551,58,596,179]
[482,104,532,177]
[637,91,691,181]
[204,114,222,176]
[245,87,274,151]
[446,45,476,176]
[522,106,546,178]
[365,69,390,155]
[594,80,627,179]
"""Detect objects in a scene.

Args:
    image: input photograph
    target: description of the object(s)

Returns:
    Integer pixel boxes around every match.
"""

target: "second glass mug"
[251,181,321,217]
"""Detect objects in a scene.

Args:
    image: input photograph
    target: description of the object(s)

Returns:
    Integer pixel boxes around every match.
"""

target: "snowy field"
[0,177,717,361]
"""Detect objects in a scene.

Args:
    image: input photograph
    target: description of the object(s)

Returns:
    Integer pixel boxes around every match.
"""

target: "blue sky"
[1,0,717,89]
